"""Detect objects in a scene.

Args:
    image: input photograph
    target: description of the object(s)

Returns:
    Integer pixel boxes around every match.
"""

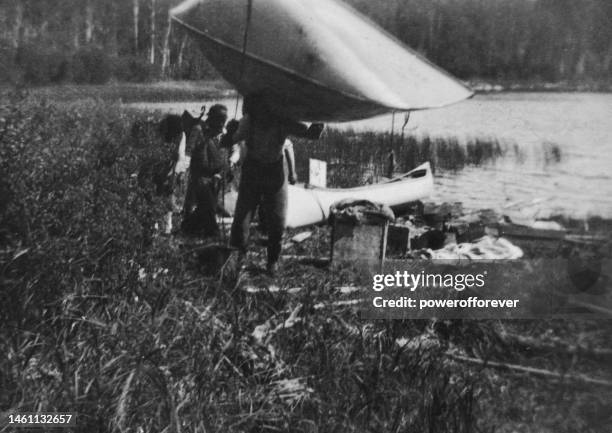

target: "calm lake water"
[127,92,612,219]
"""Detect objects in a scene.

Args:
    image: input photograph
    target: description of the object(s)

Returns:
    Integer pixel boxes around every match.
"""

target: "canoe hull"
[177,24,387,121]
[284,162,434,228]
[171,0,473,122]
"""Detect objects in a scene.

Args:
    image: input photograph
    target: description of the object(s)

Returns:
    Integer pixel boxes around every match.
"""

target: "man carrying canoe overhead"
[224,94,324,277]
[181,104,228,237]
[227,138,298,233]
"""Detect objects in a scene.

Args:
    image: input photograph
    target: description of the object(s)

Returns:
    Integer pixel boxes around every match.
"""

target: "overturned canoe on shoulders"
[170,0,472,122]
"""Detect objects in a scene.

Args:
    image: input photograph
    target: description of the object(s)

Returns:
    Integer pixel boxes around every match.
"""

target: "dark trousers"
[182,177,219,236]
[230,158,287,264]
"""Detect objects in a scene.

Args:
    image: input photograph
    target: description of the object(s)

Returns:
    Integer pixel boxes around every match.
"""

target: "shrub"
[0,95,172,324]
[70,47,113,84]
[14,44,70,84]
[0,95,189,428]
[113,55,158,83]
[0,47,21,84]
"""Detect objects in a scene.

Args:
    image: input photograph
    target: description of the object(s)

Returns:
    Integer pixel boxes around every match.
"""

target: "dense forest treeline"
[1,0,611,86]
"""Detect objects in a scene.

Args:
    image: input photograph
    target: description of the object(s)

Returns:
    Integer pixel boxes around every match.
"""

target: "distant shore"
[0,80,233,103]
[2,78,612,105]
[468,79,612,94]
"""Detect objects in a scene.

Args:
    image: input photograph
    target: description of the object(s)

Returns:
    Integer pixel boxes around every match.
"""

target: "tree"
[85,0,94,44]
[150,0,156,65]
[161,12,172,76]
[12,0,24,49]
[133,0,139,53]
[0,0,610,85]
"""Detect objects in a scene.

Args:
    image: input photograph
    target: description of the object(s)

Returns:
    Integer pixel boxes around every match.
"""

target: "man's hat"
[207,104,228,118]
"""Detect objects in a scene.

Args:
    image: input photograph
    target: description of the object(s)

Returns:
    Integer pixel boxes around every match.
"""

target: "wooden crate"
[331,219,389,270]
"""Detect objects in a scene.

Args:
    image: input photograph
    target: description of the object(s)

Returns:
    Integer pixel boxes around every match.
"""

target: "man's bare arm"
[285,120,325,140]
[284,142,297,185]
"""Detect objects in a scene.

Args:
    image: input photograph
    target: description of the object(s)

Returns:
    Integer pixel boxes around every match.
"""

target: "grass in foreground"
[0,96,609,433]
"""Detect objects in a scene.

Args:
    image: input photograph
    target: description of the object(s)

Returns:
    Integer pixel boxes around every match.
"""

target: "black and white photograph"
[1,0,611,431]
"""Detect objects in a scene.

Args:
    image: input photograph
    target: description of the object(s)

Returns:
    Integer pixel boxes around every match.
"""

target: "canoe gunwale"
[302,162,433,194]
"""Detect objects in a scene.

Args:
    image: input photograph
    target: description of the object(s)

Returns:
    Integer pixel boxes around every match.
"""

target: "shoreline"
[468,80,612,94]
[2,79,612,104]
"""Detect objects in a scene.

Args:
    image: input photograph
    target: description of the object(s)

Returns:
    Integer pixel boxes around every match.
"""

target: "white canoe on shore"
[170,0,472,121]
[221,162,434,228]
[284,162,433,228]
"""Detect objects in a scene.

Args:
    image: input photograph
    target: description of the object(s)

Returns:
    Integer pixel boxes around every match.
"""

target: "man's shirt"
[187,124,224,179]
